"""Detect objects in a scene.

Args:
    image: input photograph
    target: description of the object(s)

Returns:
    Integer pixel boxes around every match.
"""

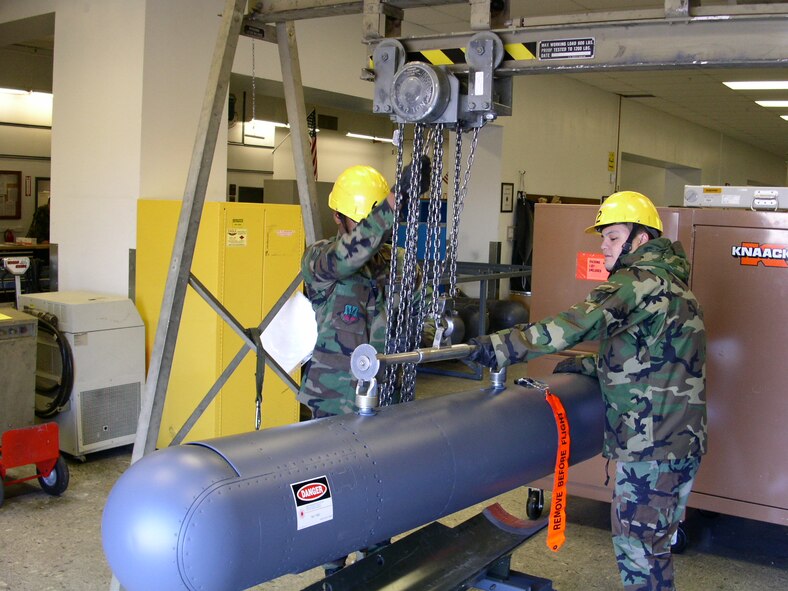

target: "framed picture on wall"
[0,171,22,219]
[500,182,514,213]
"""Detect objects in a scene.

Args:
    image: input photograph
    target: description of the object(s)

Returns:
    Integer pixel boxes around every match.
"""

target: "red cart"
[0,422,69,507]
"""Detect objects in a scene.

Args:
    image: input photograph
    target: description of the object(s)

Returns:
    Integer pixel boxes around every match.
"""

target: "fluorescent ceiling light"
[248,118,289,129]
[346,132,394,144]
[723,81,788,90]
[755,100,788,108]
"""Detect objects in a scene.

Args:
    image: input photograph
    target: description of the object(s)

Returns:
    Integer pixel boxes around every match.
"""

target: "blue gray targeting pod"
[102,372,604,591]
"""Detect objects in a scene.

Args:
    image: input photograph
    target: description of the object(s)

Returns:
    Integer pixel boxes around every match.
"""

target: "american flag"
[307,109,317,180]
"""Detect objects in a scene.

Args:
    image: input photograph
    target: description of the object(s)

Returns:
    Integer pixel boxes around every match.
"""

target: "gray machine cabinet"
[0,307,38,432]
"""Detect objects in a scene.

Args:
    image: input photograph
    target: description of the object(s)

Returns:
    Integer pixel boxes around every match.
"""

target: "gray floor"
[1,363,786,591]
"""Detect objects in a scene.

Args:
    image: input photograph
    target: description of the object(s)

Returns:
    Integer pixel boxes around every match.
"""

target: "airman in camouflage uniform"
[299,162,431,578]
[298,160,431,419]
[298,197,397,417]
[469,191,706,591]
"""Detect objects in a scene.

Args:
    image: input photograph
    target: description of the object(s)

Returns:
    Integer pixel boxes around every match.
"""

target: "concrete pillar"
[50,0,228,295]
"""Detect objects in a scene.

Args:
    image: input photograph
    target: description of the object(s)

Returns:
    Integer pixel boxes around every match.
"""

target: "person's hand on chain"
[388,156,431,214]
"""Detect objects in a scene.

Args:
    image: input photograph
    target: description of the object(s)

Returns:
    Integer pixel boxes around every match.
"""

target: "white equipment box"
[19,291,145,457]
[684,185,787,211]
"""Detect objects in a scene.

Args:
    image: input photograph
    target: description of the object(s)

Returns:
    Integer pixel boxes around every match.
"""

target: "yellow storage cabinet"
[136,201,304,447]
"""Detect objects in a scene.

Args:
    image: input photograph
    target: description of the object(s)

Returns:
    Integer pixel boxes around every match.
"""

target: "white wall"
[49,0,146,294]
[619,159,668,204]
[272,128,394,184]
[50,0,227,295]
[619,99,785,190]
[498,75,621,200]
[233,15,372,103]
[493,77,787,207]
[452,124,506,297]
[718,134,785,187]
[139,0,227,201]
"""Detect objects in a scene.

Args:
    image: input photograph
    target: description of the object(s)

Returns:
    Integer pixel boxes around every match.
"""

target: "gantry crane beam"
[246,1,788,72]
[364,13,788,76]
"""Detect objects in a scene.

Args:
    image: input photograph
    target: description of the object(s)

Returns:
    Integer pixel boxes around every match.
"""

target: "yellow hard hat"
[328,165,390,223]
[585,190,663,235]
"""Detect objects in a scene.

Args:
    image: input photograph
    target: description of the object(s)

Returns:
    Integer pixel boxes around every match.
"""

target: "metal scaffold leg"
[131,0,247,465]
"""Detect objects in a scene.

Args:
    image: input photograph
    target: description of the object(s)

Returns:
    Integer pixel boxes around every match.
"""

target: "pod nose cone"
[101,445,237,591]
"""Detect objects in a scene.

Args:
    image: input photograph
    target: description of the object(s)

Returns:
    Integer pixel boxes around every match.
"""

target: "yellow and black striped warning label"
[405,42,537,65]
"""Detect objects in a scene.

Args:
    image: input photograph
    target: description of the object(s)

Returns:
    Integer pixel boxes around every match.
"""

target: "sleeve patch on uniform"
[586,283,620,307]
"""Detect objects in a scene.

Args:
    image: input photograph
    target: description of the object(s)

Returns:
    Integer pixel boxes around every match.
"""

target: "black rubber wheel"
[0,480,5,508]
[671,524,688,554]
[38,456,70,496]
[526,488,545,520]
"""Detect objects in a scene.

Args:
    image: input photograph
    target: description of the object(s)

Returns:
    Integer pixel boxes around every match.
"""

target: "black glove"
[466,335,499,369]
[552,356,583,375]
[393,155,431,200]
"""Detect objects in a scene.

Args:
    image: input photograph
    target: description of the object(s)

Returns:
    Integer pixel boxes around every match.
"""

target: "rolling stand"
[303,504,553,591]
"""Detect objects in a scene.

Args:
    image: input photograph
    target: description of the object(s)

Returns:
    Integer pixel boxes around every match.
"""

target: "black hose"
[34,316,74,419]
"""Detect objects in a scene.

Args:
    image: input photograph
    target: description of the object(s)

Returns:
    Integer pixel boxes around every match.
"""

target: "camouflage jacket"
[298,200,423,415]
[481,238,707,462]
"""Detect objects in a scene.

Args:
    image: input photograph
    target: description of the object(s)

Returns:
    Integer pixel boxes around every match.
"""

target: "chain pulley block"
[372,32,506,128]
[371,31,494,405]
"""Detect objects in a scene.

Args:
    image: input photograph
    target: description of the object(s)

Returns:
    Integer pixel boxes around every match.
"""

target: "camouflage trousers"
[612,458,700,591]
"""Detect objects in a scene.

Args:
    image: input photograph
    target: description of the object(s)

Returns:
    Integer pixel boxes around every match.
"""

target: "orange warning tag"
[544,388,570,552]
[576,252,609,281]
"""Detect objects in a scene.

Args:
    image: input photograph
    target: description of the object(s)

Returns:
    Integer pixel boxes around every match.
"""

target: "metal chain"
[380,123,406,406]
[251,42,256,122]
[397,124,427,401]
[380,123,480,404]
[447,126,480,299]
[419,126,447,345]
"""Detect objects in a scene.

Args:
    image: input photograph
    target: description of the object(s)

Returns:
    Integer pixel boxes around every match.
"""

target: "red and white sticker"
[290,475,333,530]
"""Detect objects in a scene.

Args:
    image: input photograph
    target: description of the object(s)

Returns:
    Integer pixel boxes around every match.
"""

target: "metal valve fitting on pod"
[101,372,604,591]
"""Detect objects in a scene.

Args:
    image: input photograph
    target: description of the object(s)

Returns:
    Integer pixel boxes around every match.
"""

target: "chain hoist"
[379,123,480,404]
[357,30,505,406]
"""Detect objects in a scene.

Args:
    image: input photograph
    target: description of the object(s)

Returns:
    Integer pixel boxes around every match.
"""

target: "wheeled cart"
[0,306,69,506]
[0,422,69,507]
